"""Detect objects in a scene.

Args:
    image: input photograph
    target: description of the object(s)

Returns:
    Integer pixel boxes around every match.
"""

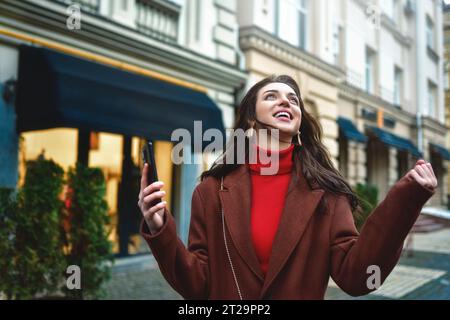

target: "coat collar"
[218,157,325,298]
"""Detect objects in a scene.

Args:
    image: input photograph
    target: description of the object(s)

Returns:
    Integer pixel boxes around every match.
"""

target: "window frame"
[365,47,375,94]
[393,66,403,106]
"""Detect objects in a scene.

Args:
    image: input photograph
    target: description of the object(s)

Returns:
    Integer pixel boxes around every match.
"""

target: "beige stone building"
[237,0,448,207]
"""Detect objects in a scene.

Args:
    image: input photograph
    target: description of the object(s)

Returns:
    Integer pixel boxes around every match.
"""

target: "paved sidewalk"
[103,228,450,300]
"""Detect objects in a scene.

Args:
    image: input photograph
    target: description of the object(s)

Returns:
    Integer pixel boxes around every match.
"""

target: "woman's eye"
[290,98,298,104]
[265,94,275,99]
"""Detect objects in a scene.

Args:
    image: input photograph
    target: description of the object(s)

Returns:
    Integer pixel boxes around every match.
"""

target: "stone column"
[341,140,366,188]
[355,142,367,185]
[347,141,367,186]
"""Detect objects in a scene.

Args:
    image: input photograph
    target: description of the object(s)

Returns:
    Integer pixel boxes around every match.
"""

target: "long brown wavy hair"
[201,75,362,215]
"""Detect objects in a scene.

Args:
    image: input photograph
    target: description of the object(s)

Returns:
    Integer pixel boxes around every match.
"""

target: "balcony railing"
[135,0,180,43]
[344,69,407,109]
[54,0,100,13]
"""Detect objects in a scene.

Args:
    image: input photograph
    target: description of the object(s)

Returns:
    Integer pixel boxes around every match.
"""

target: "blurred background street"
[1,0,450,300]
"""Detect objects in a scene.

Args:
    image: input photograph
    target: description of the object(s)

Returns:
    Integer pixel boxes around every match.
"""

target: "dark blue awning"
[337,117,367,143]
[430,143,450,160]
[366,126,422,158]
[16,45,225,146]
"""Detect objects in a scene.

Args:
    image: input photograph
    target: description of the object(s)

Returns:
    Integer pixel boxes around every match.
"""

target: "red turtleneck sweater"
[248,143,295,276]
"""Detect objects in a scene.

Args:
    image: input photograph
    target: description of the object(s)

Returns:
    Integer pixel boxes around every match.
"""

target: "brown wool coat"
[141,160,434,300]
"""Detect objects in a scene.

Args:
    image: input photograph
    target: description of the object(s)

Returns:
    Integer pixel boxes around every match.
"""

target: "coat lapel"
[219,165,265,282]
[259,159,325,298]
[218,160,326,294]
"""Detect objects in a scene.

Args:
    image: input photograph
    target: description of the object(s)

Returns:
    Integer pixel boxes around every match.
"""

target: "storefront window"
[19,129,176,257]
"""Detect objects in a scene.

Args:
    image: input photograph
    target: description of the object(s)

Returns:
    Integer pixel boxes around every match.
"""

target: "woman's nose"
[279,95,290,106]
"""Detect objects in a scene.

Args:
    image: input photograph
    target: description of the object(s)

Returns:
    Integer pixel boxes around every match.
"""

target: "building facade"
[0,0,246,256]
[237,0,448,205]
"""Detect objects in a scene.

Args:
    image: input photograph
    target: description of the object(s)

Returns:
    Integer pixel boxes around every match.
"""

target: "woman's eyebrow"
[263,90,298,97]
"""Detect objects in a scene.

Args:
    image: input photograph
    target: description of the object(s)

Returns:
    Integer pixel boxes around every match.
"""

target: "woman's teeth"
[274,111,291,119]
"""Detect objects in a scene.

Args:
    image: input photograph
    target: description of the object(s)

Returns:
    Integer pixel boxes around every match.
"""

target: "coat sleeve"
[329,174,435,296]
[140,186,209,299]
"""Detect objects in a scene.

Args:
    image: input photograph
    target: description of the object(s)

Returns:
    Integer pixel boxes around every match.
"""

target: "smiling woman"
[200,74,356,206]
[138,74,436,300]
[253,82,302,150]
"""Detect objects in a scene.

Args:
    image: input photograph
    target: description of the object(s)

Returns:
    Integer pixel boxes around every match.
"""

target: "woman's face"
[254,82,302,141]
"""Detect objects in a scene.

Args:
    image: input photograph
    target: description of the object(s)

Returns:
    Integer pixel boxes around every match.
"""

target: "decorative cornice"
[238,26,345,86]
[0,0,247,91]
[422,116,448,135]
[338,81,415,127]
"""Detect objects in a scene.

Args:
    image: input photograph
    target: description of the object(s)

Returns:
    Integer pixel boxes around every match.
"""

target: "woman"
[138,75,437,300]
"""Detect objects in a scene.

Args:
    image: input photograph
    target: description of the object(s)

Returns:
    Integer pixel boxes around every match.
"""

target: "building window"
[275,0,308,49]
[426,15,434,50]
[274,0,279,36]
[194,0,201,42]
[427,80,437,117]
[122,0,128,11]
[332,22,343,66]
[391,0,399,24]
[365,47,375,94]
[262,0,269,15]
[298,0,308,50]
[393,66,403,107]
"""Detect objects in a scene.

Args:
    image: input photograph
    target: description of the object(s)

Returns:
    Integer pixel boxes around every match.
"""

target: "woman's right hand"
[138,164,167,234]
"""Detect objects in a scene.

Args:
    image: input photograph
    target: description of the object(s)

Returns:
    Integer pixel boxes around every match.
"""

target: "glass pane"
[88,132,123,255]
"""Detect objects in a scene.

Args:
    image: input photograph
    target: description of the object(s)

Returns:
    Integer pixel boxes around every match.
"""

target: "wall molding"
[239,26,345,87]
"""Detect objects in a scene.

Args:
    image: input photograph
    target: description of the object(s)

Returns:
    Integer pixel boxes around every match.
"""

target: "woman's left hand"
[406,159,438,193]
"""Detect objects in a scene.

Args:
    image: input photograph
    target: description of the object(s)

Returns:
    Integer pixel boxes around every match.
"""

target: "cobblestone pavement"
[103,228,450,300]
[103,255,182,300]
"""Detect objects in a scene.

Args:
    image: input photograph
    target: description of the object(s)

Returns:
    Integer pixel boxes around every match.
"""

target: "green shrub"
[354,183,379,232]
[13,155,66,299]
[0,188,17,299]
[63,163,113,299]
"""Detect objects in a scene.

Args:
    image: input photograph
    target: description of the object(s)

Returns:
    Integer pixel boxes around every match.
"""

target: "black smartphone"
[142,140,161,207]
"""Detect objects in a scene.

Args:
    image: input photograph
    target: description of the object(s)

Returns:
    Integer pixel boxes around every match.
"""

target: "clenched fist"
[138,163,167,234]
[405,159,437,193]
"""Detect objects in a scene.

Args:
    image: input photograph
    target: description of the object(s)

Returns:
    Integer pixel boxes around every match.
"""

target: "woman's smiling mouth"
[273,110,292,122]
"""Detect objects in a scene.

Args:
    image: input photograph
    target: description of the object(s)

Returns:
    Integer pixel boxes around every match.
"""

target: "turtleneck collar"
[248,143,295,175]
